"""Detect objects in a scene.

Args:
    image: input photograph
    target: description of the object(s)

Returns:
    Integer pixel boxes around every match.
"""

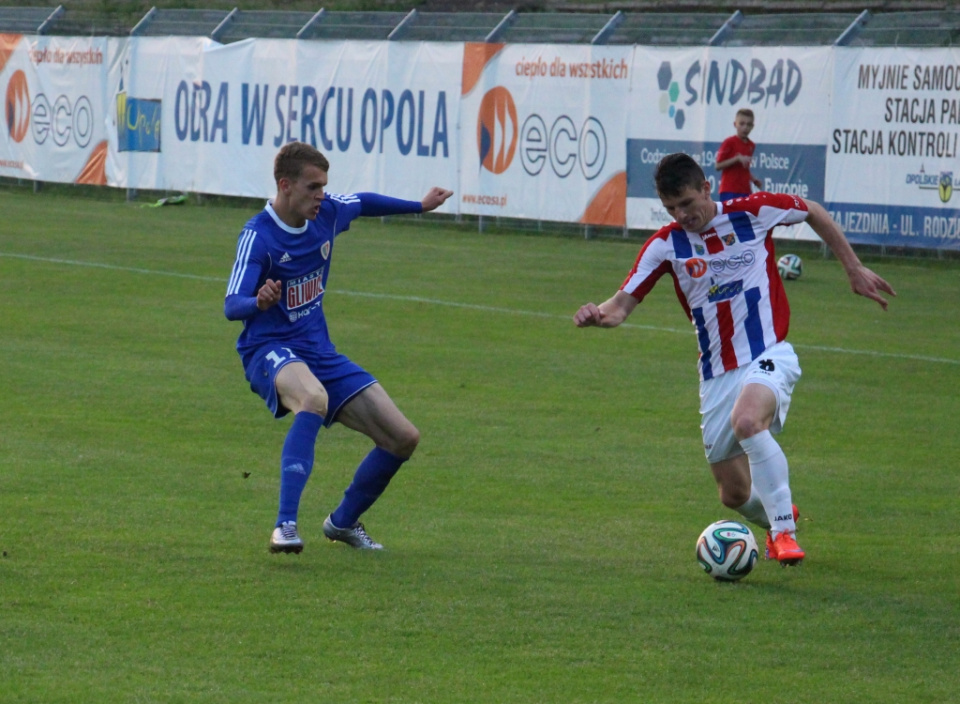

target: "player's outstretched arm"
[421,187,454,213]
[574,291,638,328]
[803,200,897,310]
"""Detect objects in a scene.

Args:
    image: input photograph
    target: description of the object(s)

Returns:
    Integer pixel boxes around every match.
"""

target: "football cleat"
[322,515,383,550]
[765,504,801,559]
[769,531,805,566]
[269,521,303,554]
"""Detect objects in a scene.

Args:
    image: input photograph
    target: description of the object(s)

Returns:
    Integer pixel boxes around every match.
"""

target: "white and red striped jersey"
[621,192,808,380]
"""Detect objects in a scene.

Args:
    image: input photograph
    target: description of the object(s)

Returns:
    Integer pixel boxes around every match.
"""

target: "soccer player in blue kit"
[225,141,453,553]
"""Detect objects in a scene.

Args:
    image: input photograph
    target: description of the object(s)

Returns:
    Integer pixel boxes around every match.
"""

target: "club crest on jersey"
[723,233,736,246]
[320,240,331,260]
[694,244,705,255]
[286,268,324,309]
[707,278,743,302]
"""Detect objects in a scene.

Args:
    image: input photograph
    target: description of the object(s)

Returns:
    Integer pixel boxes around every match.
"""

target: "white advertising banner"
[1,33,110,185]
[828,47,960,249]
[107,37,461,206]
[626,46,833,238]
[458,42,632,226]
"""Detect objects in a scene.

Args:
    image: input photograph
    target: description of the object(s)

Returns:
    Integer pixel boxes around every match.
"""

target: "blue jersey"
[225,192,419,361]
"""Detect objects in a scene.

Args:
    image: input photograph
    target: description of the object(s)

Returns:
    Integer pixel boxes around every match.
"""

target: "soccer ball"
[777,253,803,280]
[696,520,759,581]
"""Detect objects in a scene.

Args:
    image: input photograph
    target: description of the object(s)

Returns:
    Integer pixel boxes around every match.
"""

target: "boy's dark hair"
[736,108,755,120]
[274,141,330,184]
[654,153,706,198]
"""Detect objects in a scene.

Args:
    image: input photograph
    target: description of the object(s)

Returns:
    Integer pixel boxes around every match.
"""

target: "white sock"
[739,430,796,536]
[735,486,770,530]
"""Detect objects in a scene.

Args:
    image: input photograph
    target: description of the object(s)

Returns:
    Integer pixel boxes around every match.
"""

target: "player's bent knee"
[301,389,329,418]
[730,415,766,441]
[720,486,750,509]
[389,424,420,459]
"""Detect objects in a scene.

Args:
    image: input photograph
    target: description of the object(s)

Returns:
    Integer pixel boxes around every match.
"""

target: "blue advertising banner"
[825,200,960,249]
[626,138,825,202]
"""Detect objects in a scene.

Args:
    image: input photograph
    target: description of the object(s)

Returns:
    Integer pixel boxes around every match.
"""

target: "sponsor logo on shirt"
[708,250,755,273]
[685,258,708,278]
[286,268,324,310]
[707,278,743,302]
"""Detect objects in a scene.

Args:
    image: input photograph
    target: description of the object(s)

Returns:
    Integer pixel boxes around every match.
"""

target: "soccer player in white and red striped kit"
[574,153,895,566]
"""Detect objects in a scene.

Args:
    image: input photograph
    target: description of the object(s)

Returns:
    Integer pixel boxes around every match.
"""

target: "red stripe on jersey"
[722,192,809,217]
[621,227,673,302]
[703,232,724,254]
[766,238,791,341]
[715,300,739,372]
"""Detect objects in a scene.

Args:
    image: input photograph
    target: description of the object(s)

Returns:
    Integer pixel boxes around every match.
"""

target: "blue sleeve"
[224,294,260,321]
[357,192,423,217]
[224,227,268,321]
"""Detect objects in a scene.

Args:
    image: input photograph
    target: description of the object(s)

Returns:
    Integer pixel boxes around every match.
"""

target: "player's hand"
[421,187,454,212]
[573,303,604,327]
[257,279,282,311]
[739,154,753,166]
[752,176,763,188]
[848,265,897,310]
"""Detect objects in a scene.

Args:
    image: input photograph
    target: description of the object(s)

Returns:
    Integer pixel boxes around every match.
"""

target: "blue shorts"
[243,343,377,424]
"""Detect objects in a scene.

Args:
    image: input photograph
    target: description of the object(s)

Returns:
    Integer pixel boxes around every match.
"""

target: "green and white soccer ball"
[777,253,803,280]
[696,520,759,581]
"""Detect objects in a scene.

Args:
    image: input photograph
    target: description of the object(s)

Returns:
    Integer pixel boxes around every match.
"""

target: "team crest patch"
[694,244,705,255]
[723,233,736,246]
[320,241,331,260]
[939,172,953,203]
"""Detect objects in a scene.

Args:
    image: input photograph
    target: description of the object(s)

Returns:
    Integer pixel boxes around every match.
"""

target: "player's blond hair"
[274,142,330,184]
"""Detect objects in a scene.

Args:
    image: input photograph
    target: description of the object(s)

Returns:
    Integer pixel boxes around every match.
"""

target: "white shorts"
[699,341,802,464]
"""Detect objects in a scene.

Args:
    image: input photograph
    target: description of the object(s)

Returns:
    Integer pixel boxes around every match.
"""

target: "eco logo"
[477,86,517,174]
[5,69,30,143]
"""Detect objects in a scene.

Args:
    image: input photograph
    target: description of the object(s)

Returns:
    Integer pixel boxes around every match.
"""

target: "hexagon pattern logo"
[657,61,685,130]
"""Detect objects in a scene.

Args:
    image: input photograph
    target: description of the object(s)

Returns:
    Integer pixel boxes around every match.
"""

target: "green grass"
[1,188,958,703]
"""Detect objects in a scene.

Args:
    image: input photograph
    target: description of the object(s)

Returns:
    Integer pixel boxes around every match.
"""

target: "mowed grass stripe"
[2,249,956,366]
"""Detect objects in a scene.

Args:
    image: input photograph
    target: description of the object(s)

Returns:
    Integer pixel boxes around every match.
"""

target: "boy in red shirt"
[715,109,763,201]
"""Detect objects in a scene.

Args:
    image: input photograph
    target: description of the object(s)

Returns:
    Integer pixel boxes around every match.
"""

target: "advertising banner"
[1,33,109,185]
[828,47,960,249]
[626,47,833,238]
[458,42,632,226]
[107,37,461,206]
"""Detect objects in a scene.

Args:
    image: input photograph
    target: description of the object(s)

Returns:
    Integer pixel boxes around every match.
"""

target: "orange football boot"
[770,531,805,566]
[765,505,801,560]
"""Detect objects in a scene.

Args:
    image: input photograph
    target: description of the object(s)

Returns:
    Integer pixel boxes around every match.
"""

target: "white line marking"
[3,251,956,365]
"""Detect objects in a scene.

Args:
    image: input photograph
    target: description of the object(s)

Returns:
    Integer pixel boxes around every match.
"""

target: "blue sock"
[276,411,324,527]
[330,447,406,528]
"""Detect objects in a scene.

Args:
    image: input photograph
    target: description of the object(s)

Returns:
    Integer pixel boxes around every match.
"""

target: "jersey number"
[265,348,298,368]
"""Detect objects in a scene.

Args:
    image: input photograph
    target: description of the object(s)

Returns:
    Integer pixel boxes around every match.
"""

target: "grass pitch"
[1,187,958,703]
